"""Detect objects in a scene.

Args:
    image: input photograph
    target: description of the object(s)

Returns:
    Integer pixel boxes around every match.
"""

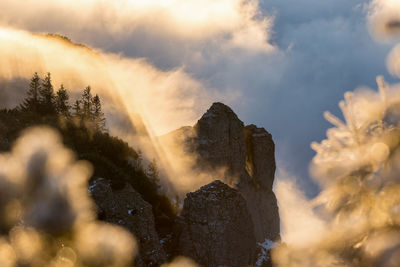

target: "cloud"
[387,44,400,77]
[1,0,393,199]
[0,26,224,136]
[0,0,274,53]
[271,3,400,265]
[5,1,400,266]
[0,26,241,196]
[275,168,327,247]
[273,75,400,266]
[0,0,394,198]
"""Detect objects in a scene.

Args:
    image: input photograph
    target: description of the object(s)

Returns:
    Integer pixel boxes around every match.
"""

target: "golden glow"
[0,26,233,195]
[0,0,274,52]
[0,0,274,196]
[273,77,400,266]
[388,44,400,77]
[0,127,137,266]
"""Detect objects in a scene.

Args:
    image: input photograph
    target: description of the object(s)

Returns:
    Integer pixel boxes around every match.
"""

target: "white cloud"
[0,0,274,53]
[0,26,225,136]
[275,168,327,247]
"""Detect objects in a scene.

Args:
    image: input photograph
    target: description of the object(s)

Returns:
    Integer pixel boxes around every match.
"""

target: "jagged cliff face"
[167,102,280,242]
[88,102,280,266]
[241,124,280,242]
[244,124,276,190]
[193,103,247,184]
[177,180,257,267]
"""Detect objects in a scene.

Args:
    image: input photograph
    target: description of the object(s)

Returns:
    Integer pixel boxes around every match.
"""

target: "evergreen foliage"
[92,94,106,132]
[55,84,71,117]
[81,86,93,120]
[39,72,56,114]
[1,72,176,245]
[20,72,41,112]
[73,99,82,118]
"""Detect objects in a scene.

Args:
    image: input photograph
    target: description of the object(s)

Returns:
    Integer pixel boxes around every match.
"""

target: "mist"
[271,0,400,265]
[0,25,241,197]
[1,0,395,196]
[0,0,274,53]
[2,0,400,265]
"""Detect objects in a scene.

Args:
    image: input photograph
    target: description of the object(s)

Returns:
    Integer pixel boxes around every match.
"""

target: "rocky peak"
[185,179,241,202]
[193,102,246,183]
[198,102,241,123]
[163,102,280,243]
[177,180,257,267]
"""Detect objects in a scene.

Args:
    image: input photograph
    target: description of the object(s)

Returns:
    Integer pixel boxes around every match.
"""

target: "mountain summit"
[166,102,280,242]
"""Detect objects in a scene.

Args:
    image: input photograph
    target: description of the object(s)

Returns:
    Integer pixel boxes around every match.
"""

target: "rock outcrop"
[244,124,276,190]
[194,103,247,183]
[165,102,280,242]
[177,180,257,267]
[88,102,279,266]
[89,177,167,267]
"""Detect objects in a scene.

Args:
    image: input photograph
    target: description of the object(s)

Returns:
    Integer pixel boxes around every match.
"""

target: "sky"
[0,0,398,197]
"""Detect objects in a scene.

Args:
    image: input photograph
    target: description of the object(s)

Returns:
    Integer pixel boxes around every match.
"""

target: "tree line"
[21,72,106,132]
[1,72,177,247]
[19,72,162,189]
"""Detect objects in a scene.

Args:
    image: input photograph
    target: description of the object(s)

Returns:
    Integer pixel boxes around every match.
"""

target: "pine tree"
[73,99,82,119]
[92,94,106,132]
[20,72,41,112]
[81,86,92,120]
[55,84,71,117]
[39,72,56,114]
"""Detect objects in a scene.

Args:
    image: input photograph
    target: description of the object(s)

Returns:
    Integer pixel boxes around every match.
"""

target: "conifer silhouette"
[92,94,106,132]
[81,86,93,120]
[55,84,71,117]
[20,72,41,112]
[39,72,56,113]
[73,99,82,119]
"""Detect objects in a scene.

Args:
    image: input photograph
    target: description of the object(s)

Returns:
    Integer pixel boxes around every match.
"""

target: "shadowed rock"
[164,102,280,242]
[194,103,246,184]
[177,180,257,267]
[89,177,167,267]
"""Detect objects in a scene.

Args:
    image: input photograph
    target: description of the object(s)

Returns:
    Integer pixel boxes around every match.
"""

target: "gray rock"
[164,102,280,242]
[241,124,280,241]
[177,180,257,267]
[244,124,275,190]
[238,182,280,242]
[193,103,246,184]
[89,177,167,267]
